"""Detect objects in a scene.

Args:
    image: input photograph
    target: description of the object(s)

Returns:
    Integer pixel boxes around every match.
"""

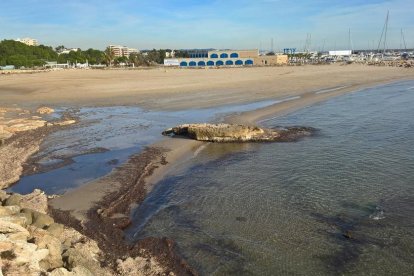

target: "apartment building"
[15,37,39,46]
[108,45,139,58]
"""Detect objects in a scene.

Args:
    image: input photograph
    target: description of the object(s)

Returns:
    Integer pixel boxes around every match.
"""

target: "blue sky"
[1,0,413,51]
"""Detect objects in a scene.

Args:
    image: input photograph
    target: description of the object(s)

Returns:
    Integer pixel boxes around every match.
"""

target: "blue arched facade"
[211,53,218,58]
[220,53,228,58]
[245,60,253,65]
[235,60,243,65]
[180,61,188,67]
[207,61,214,66]
[226,60,234,66]
[189,61,197,66]
[198,61,206,66]
[230,53,239,58]
[216,60,224,66]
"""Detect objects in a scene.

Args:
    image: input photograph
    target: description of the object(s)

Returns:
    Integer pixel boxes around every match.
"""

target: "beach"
[1,64,412,110]
[1,64,413,274]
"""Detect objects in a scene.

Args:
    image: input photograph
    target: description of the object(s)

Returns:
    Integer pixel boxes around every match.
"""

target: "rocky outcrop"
[0,106,78,189]
[36,107,55,115]
[0,132,44,189]
[1,188,190,275]
[162,123,315,142]
[0,190,113,276]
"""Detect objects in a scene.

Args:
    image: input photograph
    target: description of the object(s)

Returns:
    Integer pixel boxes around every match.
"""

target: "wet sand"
[12,63,407,214]
[48,72,414,219]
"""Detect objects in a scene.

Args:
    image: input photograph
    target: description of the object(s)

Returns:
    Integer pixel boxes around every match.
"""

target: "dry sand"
[1,64,412,110]
[41,64,414,219]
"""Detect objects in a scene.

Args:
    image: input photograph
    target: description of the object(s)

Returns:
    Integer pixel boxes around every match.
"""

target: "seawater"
[10,99,283,194]
[127,81,414,275]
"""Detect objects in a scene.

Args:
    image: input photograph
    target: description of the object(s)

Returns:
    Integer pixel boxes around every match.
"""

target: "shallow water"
[10,99,283,194]
[127,80,414,275]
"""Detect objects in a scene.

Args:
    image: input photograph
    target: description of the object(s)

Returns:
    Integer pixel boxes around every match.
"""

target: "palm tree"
[103,47,115,67]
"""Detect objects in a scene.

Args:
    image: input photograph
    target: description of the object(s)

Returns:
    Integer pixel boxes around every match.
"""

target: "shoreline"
[1,65,413,274]
[48,76,413,274]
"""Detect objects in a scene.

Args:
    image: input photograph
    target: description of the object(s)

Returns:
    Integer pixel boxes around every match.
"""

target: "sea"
[10,80,414,275]
[126,80,414,275]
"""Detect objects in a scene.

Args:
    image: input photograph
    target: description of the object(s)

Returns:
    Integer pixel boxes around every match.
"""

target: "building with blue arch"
[164,49,288,67]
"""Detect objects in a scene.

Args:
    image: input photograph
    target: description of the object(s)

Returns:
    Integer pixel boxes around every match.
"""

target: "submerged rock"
[162,123,315,142]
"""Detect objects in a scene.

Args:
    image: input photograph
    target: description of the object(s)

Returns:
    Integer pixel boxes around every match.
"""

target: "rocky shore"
[0,106,196,275]
[162,123,315,142]
[0,107,76,188]
[0,189,113,275]
[1,189,185,275]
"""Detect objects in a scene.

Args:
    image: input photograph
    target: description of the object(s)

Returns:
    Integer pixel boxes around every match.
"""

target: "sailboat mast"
[383,11,389,56]
[377,10,389,56]
[400,29,407,50]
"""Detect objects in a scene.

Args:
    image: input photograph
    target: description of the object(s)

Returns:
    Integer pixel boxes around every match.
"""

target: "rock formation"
[0,189,174,276]
[36,107,55,115]
[0,189,113,276]
[162,123,315,142]
[0,106,77,188]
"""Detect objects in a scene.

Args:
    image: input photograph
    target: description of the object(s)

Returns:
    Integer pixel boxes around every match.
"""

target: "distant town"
[0,37,413,71]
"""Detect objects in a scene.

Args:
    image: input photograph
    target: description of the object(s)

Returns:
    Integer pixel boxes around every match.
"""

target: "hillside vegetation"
[0,40,57,67]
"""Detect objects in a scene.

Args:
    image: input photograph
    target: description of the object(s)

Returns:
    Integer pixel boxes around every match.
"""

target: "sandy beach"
[1,64,412,110]
[1,64,413,274]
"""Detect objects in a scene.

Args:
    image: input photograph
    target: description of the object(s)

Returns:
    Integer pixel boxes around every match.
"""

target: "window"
[180,61,188,66]
[211,53,218,58]
[220,53,228,58]
[207,61,214,66]
[189,61,197,66]
[230,53,239,58]
[216,60,224,66]
[198,61,206,66]
[226,60,234,65]
[235,60,243,65]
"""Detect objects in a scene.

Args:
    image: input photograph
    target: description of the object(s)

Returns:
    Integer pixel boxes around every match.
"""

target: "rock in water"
[36,106,54,114]
[162,123,315,142]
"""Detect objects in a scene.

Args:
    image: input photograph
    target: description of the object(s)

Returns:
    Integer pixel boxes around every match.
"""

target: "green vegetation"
[144,49,166,64]
[128,49,167,67]
[173,50,190,58]
[57,48,104,65]
[0,40,57,68]
[0,40,170,68]
[103,47,115,66]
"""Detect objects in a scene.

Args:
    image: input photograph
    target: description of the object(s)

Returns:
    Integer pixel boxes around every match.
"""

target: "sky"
[1,0,413,51]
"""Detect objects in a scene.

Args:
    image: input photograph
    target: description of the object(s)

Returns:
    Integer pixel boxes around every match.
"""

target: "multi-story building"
[58,48,79,55]
[164,49,288,67]
[15,38,38,46]
[108,45,139,58]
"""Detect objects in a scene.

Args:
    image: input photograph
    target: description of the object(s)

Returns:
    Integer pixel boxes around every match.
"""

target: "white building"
[58,48,79,55]
[108,45,139,58]
[15,38,38,46]
[328,50,352,56]
[165,50,175,58]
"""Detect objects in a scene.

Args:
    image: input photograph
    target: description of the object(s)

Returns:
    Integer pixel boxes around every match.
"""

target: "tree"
[0,40,58,68]
[55,45,65,52]
[84,48,104,64]
[114,56,128,66]
[129,52,150,67]
[103,47,115,67]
